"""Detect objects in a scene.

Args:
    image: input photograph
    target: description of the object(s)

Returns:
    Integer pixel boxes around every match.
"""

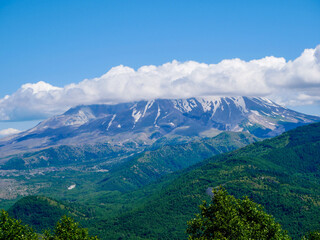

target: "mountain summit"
[0,97,319,156]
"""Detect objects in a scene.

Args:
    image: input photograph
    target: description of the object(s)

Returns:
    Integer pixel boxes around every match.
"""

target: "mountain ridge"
[0,96,318,157]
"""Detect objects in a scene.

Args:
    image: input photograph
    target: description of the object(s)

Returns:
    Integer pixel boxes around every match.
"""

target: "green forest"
[2,188,320,239]
[2,122,320,239]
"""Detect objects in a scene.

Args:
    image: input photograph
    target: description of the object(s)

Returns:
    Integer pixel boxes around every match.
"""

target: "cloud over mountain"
[0,128,21,137]
[0,45,319,121]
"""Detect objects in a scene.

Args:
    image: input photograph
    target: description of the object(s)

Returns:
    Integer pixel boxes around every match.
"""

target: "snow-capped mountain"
[0,97,319,156]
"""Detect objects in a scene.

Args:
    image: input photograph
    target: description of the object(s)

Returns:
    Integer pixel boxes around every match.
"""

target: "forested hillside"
[0,131,258,210]
[98,132,259,191]
[94,122,320,239]
[7,122,320,239]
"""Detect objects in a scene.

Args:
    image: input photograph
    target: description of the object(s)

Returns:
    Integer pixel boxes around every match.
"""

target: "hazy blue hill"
[98,132,259,191]
[98,122,320,239]
[0,142,138,170]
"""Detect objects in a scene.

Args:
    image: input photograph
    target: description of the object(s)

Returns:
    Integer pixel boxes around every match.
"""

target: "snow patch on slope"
[142,100,155,117]
[259,97,281,108]
[232,97,248,113]
[196,97,222,116]
[132,109,142,123]
[172,99,197,112]
[107,114,116,131]
[65,109,95,126]
[154,105,161,126]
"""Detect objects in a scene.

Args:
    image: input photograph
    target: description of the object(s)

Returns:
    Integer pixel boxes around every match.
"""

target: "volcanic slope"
[0,97,318,157]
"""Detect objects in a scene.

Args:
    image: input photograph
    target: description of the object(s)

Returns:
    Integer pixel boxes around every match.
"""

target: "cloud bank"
[0,128,21,137]
[1,45,320,121]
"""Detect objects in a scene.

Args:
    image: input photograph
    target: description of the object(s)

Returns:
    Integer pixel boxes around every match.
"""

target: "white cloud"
[0,45,320,121]
[0,128,21,137]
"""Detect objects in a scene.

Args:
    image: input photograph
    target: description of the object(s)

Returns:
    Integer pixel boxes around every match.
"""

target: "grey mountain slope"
[0,96,318,157]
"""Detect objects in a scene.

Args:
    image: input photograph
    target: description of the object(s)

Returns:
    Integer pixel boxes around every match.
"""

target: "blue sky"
[0,0,320,132]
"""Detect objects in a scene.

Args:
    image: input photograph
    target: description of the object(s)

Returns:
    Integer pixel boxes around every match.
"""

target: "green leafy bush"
[44,215,98,240]
[0,210,38,240]
[0,210,98,240]
[187,187,291,240]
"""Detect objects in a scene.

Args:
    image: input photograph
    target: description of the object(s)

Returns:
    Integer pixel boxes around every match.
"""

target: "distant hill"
[0,142,138,170]
[0,97,318,157]
[98,131,259,191]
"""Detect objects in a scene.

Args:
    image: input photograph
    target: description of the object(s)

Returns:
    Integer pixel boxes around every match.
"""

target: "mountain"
[0,97,318,157]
